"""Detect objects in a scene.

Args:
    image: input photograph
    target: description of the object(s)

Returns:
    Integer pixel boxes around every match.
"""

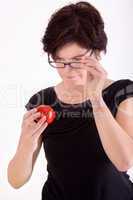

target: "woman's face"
[53,42,98,88]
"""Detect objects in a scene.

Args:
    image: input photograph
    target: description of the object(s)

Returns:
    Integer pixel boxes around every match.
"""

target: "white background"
[0,0,133,199]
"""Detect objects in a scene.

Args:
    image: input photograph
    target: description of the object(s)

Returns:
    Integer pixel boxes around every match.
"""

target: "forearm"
[91,95,133,171]
[7,146,33,189]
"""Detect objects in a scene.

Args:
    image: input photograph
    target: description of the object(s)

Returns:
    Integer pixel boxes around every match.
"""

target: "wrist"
[90,95,106,111]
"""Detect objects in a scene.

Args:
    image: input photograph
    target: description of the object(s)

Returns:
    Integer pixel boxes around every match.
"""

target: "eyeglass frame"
[48,49,94,69]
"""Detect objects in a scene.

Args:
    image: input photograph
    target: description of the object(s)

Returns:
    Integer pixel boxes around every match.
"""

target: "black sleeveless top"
[25,79,133,200]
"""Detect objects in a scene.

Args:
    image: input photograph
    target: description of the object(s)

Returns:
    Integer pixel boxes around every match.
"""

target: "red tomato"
[36,105,56,124]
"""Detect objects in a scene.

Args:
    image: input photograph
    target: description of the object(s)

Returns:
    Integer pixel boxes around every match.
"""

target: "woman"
[7,1,133,199]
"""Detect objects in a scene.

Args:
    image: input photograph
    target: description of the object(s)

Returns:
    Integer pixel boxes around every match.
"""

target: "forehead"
[55,42,88,60]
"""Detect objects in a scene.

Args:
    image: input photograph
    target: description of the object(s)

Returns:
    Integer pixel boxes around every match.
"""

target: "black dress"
[25,78,133,200]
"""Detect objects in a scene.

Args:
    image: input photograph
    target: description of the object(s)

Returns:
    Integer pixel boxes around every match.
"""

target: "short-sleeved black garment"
[25,79,133,200]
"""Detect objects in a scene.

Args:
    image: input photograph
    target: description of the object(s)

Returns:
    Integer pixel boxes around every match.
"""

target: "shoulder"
[114,80,133,147]
[113,78,133,100]
[103,78,133,117]
[110,78,133,117]
[25,86,53,110]
[104,78,133,95]
[115,78,133,111]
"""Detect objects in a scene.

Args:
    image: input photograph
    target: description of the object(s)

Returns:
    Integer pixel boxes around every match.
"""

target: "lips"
[67,76,76,78]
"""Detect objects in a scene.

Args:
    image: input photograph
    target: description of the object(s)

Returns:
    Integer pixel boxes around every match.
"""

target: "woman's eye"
[55,58,81,62]
[73,58,81,61]
[55,59,62,62]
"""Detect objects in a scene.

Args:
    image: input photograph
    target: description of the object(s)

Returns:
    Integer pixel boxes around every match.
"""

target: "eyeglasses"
[48,49,93,69]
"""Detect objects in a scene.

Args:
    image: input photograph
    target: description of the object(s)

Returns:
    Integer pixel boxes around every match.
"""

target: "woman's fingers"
[28,112,41,123]
[36,115,47,127]
[81,57,107,75]
[23,108,37,120]
[33,115,47,131]
[33,116,48,137]
[85,61,107,74]
[34,122,48,139]
[85,66,101,77]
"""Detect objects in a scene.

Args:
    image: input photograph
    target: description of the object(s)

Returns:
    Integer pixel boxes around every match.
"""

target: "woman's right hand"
[18,108,48,153]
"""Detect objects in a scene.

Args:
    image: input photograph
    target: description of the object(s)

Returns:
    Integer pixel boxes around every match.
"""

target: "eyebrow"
[55,50,89,60]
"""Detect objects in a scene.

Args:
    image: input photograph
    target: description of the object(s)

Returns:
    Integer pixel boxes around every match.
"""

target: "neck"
[61,81,90,98]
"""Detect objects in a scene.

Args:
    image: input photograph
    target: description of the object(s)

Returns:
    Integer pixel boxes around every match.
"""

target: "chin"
[68,80,86,87]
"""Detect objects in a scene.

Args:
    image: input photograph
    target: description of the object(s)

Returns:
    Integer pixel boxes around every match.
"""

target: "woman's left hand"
[80,54,108,101]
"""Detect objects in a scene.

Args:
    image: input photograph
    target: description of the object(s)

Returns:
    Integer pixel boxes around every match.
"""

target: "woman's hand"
[7,108,48,189]
[18,108,48,153]
[80,53,108,101]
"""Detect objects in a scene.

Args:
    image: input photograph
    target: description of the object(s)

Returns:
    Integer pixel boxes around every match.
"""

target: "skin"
[7,109,48,188]
[55,42,133,171]
[54,42,114,104]
[7,42,115,189]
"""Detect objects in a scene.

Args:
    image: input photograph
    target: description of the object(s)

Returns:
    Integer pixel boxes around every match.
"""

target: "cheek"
[78,70,87,79]
[56,69,64,77]
[57,69,91,82]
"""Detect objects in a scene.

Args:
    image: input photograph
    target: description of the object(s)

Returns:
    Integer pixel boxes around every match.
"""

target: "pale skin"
[55,43,133,171]
[7,108,48,188]
[54,42,114,104]
[7,42,133,189]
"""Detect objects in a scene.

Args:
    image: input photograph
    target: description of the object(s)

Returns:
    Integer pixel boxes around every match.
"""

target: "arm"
[91,95,133,172]
[7,108,48,189]
[7,135,43,189]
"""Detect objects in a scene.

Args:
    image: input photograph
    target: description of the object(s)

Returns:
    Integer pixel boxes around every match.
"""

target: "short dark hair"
[41,1,108,59]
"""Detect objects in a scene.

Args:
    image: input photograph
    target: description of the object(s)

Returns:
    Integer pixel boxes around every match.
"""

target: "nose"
[64,63,71,67]
[64,63,73,71]
[64,63,72,73]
